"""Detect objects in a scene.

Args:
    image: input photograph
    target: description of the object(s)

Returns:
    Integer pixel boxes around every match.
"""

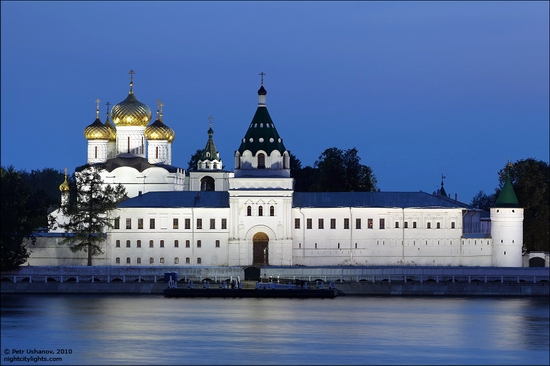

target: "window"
[379,218,385,229]
[160,257,165,264]
[197,218,202,229]
[331,219,336,229]
[344,218,350,230]
[150,218,155,229]
[174,257,179,264]
[186,240,190,248]
[149,257,154,264]
[247,206,252,216]
[174,240,179,248]
[160,240,164,248]
[216,240,220,248]
[137,257,141,264]
[126,240,131,248]
[258,153,265,169]
[210,218,215,229]
[173,218,179,229]
[355,243,357,249]
[356,218,361,229]
[413,221,417,229]
[137,240,141,248]
[197,240,201,248]
[149,240,154,248]
[404,222,408,229]
[451,222,455,229]
[295,218,300,229]
[138,218,143,229]
[185,218,191,229]
[395,222,399,229]
[427,222,431,229]
[126,218,131,229]
[116,240,120,248]
[318,218,324,229]
[258,206,263,216]
[126,257,131,264]
[186,257,190,264]
[114,218,120,229]
[368,219,373,229]
[315,243,317,249]
[116,257,120,264]
[221,218,227,230]
[270,206,274,216]
[436,222,441,229]
[197,258,202,264]
[307,218,312,229]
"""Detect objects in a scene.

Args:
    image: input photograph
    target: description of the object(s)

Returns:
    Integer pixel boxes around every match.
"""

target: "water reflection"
[1,295,548,365]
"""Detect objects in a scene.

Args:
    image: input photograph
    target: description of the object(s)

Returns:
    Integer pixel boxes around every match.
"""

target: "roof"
[76,156,182,173]
[237,107,287,155]
[292,191,475,209]
[493,175,520,208]
[118,190,474,209]
[118,191,230,208]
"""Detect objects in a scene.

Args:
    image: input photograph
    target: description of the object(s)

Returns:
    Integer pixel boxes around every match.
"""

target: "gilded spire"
[59,168,70,193]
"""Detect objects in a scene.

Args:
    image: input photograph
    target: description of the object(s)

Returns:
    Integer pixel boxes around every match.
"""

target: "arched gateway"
[253,232,269,266]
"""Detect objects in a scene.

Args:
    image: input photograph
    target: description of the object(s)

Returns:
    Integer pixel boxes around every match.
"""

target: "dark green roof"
[494,175,520,207]
[237,107,287,155]
[200,127,220,162]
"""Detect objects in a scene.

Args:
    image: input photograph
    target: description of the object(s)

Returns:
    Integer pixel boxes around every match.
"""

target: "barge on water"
[164,280,338,298]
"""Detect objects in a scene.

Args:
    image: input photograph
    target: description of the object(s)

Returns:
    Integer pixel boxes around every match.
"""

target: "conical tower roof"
[200,125,220,161]
[494,165,520,208]
[237,82,286,155]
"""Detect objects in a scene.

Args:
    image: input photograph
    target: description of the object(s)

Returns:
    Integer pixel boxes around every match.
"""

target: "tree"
[19,168,65,208]
[1,166,51,270]
[59,167,126,266]
[470,190,496,211]
[496,159,549,252]
[314,147,377,192]
[187,149,203,171]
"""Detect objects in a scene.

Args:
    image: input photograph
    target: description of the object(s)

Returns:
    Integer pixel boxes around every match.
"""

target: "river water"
[1,294,548,365]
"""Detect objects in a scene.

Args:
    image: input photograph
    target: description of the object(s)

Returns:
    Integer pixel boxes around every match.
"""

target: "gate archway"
[253,232,269,266]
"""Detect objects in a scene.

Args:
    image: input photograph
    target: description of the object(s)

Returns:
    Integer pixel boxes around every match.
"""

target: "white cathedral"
[35,71,524,268]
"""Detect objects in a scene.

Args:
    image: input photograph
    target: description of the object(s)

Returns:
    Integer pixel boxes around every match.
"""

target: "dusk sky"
[1,1,548,203]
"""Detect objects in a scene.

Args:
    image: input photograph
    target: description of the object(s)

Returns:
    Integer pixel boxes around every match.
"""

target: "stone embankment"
[1,266,548,296]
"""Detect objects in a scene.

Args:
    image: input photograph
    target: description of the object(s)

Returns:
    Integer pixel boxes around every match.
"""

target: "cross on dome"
[208,115,214,127]
[95,99,101,118]
[259,72,266,85]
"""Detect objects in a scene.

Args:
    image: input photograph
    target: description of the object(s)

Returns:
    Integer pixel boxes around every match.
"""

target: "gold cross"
[128,69,135,82]
[208,115,214,127]
[259,72,266,84]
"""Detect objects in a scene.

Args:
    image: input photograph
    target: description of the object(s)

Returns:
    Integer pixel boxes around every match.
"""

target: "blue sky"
[1,1,548,203]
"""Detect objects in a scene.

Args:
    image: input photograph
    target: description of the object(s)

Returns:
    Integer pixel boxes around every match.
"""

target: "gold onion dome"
[110,71,152,127]
[59,169,70,193]
[145,108,175,142]
[104,116,117,141]
[84,102,111,140]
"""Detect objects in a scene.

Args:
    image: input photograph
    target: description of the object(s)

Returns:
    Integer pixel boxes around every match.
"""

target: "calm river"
[1,295,548,365]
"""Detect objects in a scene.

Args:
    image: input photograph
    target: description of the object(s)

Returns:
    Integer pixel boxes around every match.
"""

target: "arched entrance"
[529,257,545,267]
[253,232,269,266]
[200,176,215,191]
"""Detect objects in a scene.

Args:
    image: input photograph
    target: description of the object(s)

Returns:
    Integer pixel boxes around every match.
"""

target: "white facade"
[34,76,524,268]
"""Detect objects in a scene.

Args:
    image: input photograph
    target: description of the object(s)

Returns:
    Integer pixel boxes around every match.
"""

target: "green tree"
[470,190,496,211]
[59,167,126,266]
[187,149,203,171]
[496,159,549,252]
[314,147,377,192]
[1,166,51,270]
[19,168,65,208]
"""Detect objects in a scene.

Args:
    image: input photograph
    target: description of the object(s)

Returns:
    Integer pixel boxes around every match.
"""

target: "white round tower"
[491,167,523,267]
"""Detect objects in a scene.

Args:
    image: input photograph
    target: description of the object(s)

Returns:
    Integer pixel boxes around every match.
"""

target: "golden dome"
[111,73,151,127]
[59,170,70,193]
[104,117,117,142]
[145,117,175,142]
[84,117,111,140]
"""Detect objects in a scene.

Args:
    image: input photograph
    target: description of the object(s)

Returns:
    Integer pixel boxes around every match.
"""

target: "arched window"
[160,257,165,264]
[149,240,154,248]
[258,206,263,216]
[126,257,131,264]
[115,257,120,264]
[197,258,202,264]
[247,206,252,216]
[257,153,265,169]
[94,146,98,159]
[270,206,275,216]
[155,146,159,159]
[126,240,131,248]
[186,257,190,264]
[128,137,131,153]
[137,257,141,264]
[149,257,154,264]
[174,257,179,264]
